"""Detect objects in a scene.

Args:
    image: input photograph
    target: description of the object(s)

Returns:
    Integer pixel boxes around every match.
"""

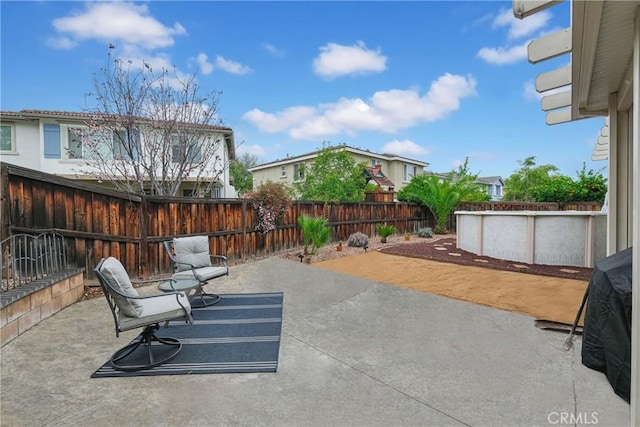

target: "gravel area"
[281,233,593,281]
[278,234,456,263]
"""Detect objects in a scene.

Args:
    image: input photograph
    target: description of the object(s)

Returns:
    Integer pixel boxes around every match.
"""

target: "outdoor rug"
[91,292,283,378]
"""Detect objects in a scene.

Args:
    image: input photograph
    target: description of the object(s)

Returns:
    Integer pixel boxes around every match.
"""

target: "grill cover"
[581,247,632,403]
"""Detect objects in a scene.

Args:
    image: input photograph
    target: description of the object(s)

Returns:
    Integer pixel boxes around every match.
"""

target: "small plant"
[376,223,397,243]
[347,232,369,248]
[336,240,343,251]
[418,227,434,238]
[297,215,330,255]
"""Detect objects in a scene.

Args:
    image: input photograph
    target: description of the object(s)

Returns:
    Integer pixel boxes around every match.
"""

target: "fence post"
[241,199,247,259]
[0,163,9,242]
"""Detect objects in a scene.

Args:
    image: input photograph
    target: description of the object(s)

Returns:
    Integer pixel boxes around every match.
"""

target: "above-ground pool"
[455,210,606,268]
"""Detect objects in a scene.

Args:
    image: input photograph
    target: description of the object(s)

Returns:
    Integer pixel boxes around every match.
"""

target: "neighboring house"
[248,145,429,193]
[364,165,395,191]
[476,176,504,201]
[0,110,237,198]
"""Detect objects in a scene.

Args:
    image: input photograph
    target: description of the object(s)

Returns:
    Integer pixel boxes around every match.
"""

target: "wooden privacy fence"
[1,163,437,279]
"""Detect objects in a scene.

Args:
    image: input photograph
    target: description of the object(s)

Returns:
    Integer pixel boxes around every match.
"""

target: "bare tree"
[75,47,228,197]
[74,47,231,278]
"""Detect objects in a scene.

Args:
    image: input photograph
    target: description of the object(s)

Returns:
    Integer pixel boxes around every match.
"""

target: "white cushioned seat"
[118,293,191,332]
[172,266,229,282]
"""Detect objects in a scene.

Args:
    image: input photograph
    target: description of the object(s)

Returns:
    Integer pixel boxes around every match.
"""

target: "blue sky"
[1,1,607,180]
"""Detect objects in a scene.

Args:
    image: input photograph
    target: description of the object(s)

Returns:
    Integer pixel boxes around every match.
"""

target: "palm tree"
[399,174,478,234]
[297,215,330,255]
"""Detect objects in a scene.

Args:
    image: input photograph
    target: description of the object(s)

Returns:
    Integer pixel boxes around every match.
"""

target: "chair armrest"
[172,260,196,270]
[121,290,186,301]
[131,277,173,286]
[209,254,228,266]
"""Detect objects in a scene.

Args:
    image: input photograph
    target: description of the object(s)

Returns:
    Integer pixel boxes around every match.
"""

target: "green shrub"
[376,223,397,243]
[297,215,330,255]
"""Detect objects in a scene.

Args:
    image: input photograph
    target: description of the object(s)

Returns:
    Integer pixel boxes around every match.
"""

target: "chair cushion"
[173,236,212,272]
[172,266,228,282]
[99,257,143,317]
[118,293,191,332]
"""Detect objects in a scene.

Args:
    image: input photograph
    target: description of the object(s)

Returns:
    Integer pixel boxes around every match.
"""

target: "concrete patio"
[0,257,630,426]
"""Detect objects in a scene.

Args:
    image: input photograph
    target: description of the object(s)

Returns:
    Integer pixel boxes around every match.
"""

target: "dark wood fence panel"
[2,163,442,280]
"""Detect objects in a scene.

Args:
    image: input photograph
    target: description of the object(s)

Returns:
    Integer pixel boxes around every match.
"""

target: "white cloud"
[478,8,552,66]
[312,41,387,79]
[523,79,543,101]
[215,55,252,75]
[45,36,77,50]
[243,106,318,133]
[492,8,551,40]
[262,42,285,57]
[381,140,430,156]
[477,41,528,65]
[51,2,186,50]
[236,144,266,158]
[195,53,214,75]
[243,73,477,140]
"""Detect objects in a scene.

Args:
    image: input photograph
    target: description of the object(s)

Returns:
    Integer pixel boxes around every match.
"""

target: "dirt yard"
[283,234,589,326]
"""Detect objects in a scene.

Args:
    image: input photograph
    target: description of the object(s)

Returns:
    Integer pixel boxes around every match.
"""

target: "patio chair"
[163,235,229,307]
[94,257,193,372]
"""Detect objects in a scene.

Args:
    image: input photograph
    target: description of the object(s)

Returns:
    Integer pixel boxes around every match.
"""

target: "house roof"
[0,109,236,160]
[249,144,429,171]
[365,165,395,187]
[476,176,504,185]
[428,172,503,186]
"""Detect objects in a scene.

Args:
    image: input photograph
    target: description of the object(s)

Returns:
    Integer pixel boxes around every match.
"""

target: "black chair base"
[110,324,182,372]
[190,291,221,308]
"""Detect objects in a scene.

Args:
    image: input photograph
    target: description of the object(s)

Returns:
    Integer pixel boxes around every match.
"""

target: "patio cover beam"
[541,90,571,111]
[535,65,571,92]
[528,27,571,64]
[512,0,564,19]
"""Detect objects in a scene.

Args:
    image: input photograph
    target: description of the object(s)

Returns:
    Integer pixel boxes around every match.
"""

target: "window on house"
[293,163,305,181]
[113,129,141,161]
[183,188,213,198]
[67,128,84,159]
[280,166,286,177]
[66,127,140,160]
[171,135,202,163]
[496,185,502,196]
[213,185,222,198]
[371,158,380,166]
[403,164,417,182]
[1,124,15,152]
